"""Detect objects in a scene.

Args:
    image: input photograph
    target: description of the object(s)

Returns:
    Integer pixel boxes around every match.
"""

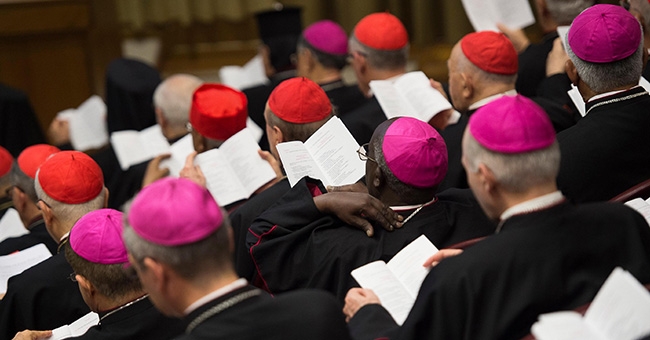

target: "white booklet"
[218,54,269,90]
[531,267,650,340]
[461,0,535,32]
[159,134,194,178]
[0,208,27,243]
[48,312,99,340]
[276,116,365,188]
[370,71,453,123]
[624,197,650,227]
[55,95,109,151]
[557,25,570,52]
[351,235,438,325]
[195,128,276,206]
[111,125,171,171]
[569,77,650,117]
[0,244,52,293]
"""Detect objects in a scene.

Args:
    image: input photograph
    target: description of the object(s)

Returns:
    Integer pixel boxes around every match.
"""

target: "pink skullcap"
[70,209,127,265]
[303,20,348,56]
[37,151,104,204]
[568,4,641,63]
[354,12,408,50]
[128,178,223,246]
[0,146,12,178]
[460,31,518,75]
[190,83,248,141]
[17,144,60,179]
[468,95,555,153]
[382,117,448,188]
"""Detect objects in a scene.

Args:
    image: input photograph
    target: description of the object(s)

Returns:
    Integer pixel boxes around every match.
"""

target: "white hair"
[153,74,203,127]
[34,173,106,225]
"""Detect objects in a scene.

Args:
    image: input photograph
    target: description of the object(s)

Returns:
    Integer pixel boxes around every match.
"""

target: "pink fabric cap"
[382,117,448,188]
[128,178,223,246]
[568,4,641,63]
[70,209,127,265]
[303,20,348,56]
[468,95,555,153]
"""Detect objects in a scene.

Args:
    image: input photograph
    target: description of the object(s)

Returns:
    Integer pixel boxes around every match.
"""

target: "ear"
[477,163,497,194]
[102,187,109,208]
[38,200,55,227]
[355,52,368,74]
[272,125,285,144]
[13,187,27,210]
[143,257,169,295]
[566,59,579,86]
[76,275,96,298]
[460,72,474,100]
[372,165,384,190]
[155,108,166,128]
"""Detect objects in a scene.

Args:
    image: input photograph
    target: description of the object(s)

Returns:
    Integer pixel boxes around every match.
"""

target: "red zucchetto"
[190,83,248,141]
[460,31,518,75]
[268,77,332,124]
[353,12,408,50]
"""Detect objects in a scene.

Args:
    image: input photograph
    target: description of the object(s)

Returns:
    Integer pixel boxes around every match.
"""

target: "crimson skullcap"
[268,77,332,124]
[70,209,127,265]
[0,146,12,178]
[460,31,518,75]
[17,144,60,179]
[128,178,223,246]
[568,4,642,63]
[353,12,408,50]
[37,151,104,204]
[382,117,448,188]
[190,83,248,141]
[468,95,555,153]
[303,20,348,56]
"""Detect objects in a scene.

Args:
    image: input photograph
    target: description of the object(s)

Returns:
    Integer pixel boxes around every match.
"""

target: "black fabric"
[341,97,387,145]
[0,251,90,340]
[0,83,45,157]
[0,196,12,220]
[0,220,57,256]
[515,32,558,98]
[536,73,581,121]
[557,87,650,202]
[320,80,368,117]
[72,297,183,340]
[175,285,351,340]
[348,201,650,340]
[247,178,495,302]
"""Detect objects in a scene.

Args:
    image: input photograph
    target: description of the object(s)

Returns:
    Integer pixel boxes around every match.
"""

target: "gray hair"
[462,132,560,193]
[297,36,348,70]
[348,36,409,71]
[545,0,594,26]
[566,25,644,93]
[153,74,203,127]
[265,109,334,143]
[10,163,37,202]
[457,47,517,86]
[34,174,106,225]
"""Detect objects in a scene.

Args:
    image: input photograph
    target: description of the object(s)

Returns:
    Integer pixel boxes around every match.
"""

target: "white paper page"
[219,66,247,90]
[48,312,99,340]
[110,131,145,170]
[241,54,269,90]
[0,208,27,243]
[462,0,535,32]
[351,261,415,325]
[139,125,170,158]
[246,117,264,143]
[0,244,51,293]
[584,267,650,340]
[369,80,417,119]
[220,129,276,195]
[55,108,76,121]
[557,26,570,52]
[304,117,365,187]
[160,134,194,177]
[69,96,109,151]
[195,149,247,206]
[625,198,650,227]
[532,311,604,340]
[393,71,453,122]
[277,141,329,187]
[568,85,586,117]
[386,235,438,297]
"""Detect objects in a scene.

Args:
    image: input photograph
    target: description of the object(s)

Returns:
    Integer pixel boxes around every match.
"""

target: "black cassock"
[0,219,58,256]
[341,97,387,145]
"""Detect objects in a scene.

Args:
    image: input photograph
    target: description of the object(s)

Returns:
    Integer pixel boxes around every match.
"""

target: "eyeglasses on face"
[356,143,377,163]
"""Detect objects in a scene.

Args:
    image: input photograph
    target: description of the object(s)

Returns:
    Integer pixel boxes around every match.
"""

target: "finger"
[423,249,463,267]
[158,167,170,177]
[183,151,198,169]
[327,184,357,193]
[364,199,397,232]
[496,23,510,34]
[348,216,375,237]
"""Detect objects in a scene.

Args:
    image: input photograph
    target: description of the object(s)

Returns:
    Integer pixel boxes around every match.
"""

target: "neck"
[178,270,240,313]
[377,189,436,207]
[497,183,558,217]
[471,84,516,105]
[97,290,147,314]
[582,83,637,102]
[308,67,342,85]
[20,203,42,229]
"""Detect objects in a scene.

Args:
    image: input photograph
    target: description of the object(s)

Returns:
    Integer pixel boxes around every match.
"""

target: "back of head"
[123,178,231,281]
[13,144,60,202]
[349,12,409,71]
[458,31,518,85]
[566,4,644,93]
[298,20,349,71]
[265,77,333,142]
[65,209,141,301]
[544,0,594,26]
[256,7,303,74]
[105,58,162,134]
[35,150,106,225]
[153,74,203,127]
[463,95,559,194]
[189,83,248,147]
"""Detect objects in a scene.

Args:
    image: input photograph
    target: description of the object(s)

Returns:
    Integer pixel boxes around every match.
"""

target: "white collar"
[184,278,248,315]
[588,86,639,103]
[468,90,517,111]
[498,191,565,232]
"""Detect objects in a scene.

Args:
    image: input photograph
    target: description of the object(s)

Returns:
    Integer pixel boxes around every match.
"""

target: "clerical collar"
[391,198,438,226]
[497,191,565,233]
[184,278,248,315]
[319,79,345,92]
[468,90,517,111]
[584,86,647,116]
[587,86,638,103]
[99,294,149,324]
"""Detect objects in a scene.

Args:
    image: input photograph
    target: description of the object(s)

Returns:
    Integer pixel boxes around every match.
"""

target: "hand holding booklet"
[111,125,171,171]
[48,312,99,340]
[461,0,535,32]
[55,95,109,151]
[351,235,438,325]
[218,54,269,90]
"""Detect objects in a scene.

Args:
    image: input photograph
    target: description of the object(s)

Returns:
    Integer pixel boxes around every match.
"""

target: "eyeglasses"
[346,51,367,64]
[68,272,78,282]
[357,143,377,163]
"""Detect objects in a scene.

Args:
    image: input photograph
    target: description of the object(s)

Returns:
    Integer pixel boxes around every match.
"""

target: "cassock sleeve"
[348,304,399,340]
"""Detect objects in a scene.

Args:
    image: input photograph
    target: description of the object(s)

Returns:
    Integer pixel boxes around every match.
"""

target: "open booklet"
[351,235,438,325]
[531,267,650,340]
[461,0,535,32]
[568,77,650,117]
[624,197,650,227]
[218,54,269,90]
[194,128,276,206]
[369,71,453,123]
[48,312,99,340]
[276,116,365,188]
[0,244,52,294]
[55,95,109,151]
[0,208,27,243]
